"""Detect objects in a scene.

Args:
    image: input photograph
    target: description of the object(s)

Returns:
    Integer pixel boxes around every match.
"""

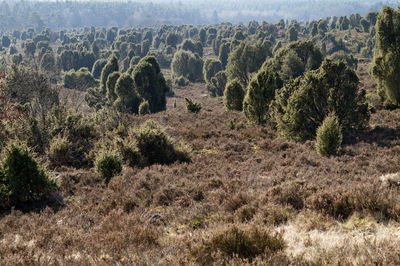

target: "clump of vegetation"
[132,56,169,113]
[226,40,271,87]
[174,75,190,87]
[191,227,285,264]
[370,6,400,107]
[113,73,142,114]
[185,98,201,113]
[48,135,73,167]
[206,70,227,97]
[274,59,369,141]
[243,66,277,125]
[316,113,343,156]
[63,67,98,91]
[135,120,191,165]
[224,79,244,111]
[203,58,222,84]
[94,151,123,183]
[0,142,55,208]
[171,50,203,82]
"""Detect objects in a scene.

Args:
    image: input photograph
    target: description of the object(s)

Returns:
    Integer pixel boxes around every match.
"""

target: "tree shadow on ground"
[0,192,65,219]
[343,126,400,147]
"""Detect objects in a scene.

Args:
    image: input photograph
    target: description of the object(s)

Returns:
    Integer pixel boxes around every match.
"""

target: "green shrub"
[95,151,123,183]
[0,142,55,207]
[224,79,244,111]
[48,135,73,167]
[274,60,369,141]
[266,40,323,86]
[178,39,203,57]
[92,59,107,79]
[171,50,203,82]
[316,114,342,156]
[174,75,190,87]
[203,58,223,84]
[191,227,285,263]
[63,67,98,91]
[226,40,271,87]
[370,6,400,106]
[243,66,278,125]
[138,100,151,115]
[185,98,201,113]
[114,73,142,114]
[106,71,121,104]
[132,56,169,113]
[135,120,190,165]
[207,70,227,97]
[100,54,119,94]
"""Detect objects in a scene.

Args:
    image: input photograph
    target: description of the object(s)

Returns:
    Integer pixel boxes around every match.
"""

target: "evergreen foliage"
[274,60,369,141]
[171,50,203,82]
[316,114,342,156]
[203,59,223,84]
[185,98,201,113]
[106,71,121,104]
[132,56,169,113]
[226,40,271,87]
[100,54,119,94]
[370,6,400,106]
[224,79,244,111]
[63,67,98,91]
[114,73,142,114]
[0,142,55,208]
[95,151,122,184]
[243,66,278,125]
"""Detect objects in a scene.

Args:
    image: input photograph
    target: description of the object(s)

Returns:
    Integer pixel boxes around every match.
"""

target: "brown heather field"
[0,62,400,265]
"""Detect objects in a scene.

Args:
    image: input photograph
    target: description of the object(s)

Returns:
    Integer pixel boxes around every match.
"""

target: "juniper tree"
[100,54,119,94]
[114,73,142,114]
[243,66,278,125]
[274,60,369,141]
[224,79,244,111]
[106,71,121,104]
[132,56,169,113]
[370,6,400,106]
[203,58,223,84]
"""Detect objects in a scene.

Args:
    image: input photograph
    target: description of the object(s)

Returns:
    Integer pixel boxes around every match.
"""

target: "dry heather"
[0,64,400,265]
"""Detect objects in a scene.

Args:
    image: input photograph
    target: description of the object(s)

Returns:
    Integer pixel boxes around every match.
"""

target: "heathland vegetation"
[0,1,399,264]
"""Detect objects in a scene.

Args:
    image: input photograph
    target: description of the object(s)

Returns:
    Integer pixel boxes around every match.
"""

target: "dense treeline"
[0,0,397,32]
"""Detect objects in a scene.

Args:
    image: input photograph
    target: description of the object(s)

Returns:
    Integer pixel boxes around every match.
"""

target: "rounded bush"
[171,50,203,82]
[174,76,190,87]
[135,120,190,165]
[224,79,244,111]
[49,135,72,167]
[95,151,123,183]
[0,142,55,207]
[316,114,342,156]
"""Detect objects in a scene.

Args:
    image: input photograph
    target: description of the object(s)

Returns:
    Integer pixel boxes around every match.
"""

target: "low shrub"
[185,98,201,113]
[135,120,191,165]
[191,227,285,263]
[48,135,73,167]
[174,76,190,87]
[315,114,342,156]
[0,142,55,208]
[95,151,123,183]
[224,79,244,111]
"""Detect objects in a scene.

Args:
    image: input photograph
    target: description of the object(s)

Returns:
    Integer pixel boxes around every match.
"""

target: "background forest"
[0,0,398,31]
